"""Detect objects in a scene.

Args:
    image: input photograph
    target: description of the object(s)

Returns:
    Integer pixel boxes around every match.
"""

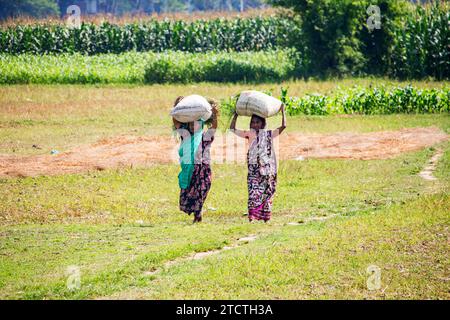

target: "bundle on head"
[236,90,282,119]
[171,95,216,127]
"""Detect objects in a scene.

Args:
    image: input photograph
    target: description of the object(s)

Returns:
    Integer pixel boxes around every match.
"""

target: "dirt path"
[0,127,447,178]
[98,214,340,300]
[141,234,258,277]
[419,149,444,181]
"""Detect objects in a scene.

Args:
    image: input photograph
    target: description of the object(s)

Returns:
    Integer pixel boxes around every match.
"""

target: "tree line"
[0,0,267,20]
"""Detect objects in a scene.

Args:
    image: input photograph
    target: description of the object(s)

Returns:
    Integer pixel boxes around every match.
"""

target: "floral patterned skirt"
[179,164,212,217]
[247,164,277,221]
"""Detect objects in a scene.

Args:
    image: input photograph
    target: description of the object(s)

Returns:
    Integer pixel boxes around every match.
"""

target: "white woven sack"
[170,95,212,123]
[236,90,282,118]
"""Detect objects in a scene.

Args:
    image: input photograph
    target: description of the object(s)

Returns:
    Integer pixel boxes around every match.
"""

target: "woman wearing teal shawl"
[172,96,218,223]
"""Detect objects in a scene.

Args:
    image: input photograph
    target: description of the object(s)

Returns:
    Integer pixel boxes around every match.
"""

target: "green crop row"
[221,86,449,116]
[283,86,450,115]
[0,50,294,84]
[0,17,296,55]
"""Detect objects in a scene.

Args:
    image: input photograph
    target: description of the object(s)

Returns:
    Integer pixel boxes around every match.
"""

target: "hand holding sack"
[236,90,282,118]
[170,95,212,123]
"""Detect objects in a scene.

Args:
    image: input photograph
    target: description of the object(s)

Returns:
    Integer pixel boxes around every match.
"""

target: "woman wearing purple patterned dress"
[230,105,286,222]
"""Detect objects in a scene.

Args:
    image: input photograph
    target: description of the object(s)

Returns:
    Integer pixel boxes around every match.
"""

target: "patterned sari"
[179,130,214,217]
[247,130,277,222]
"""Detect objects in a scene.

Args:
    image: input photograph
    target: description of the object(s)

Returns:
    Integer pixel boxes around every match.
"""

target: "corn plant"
[390,2,449,80]
[0,17,296,55]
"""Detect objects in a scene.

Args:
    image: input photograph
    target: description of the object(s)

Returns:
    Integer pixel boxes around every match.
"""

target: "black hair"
[250,114,266,129]
[174,96,184,106]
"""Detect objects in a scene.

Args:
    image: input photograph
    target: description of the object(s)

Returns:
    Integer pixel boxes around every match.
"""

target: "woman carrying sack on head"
[172,96,219,223]
[230,91,286,222]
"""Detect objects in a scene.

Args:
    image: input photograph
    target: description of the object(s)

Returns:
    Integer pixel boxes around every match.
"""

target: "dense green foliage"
[389,4,450,80]
[269,0,409,76]
[222,86,450,116]
[269,0,449,80]
[0,1,448,80]
[284,86,450,115]
[0,17,295,54]
[144,50,295,83]
[0,50,294,84]
[0,52,147,84]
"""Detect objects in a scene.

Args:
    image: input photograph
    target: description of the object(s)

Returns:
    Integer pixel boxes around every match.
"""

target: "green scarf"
[178,121,204,189]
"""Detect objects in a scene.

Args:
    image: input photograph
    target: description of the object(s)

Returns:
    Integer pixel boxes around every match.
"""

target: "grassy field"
[0,80,449,299]
[0,79,448,155]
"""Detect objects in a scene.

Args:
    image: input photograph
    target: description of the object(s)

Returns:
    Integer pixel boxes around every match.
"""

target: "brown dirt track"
[0,127,447,178]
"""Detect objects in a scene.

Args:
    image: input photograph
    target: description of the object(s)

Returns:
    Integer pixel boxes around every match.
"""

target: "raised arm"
[230,112,238,130]
[273,104,286,138]
[229,112,249,139]
[210,103,218,130]
[204,102,218,142]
